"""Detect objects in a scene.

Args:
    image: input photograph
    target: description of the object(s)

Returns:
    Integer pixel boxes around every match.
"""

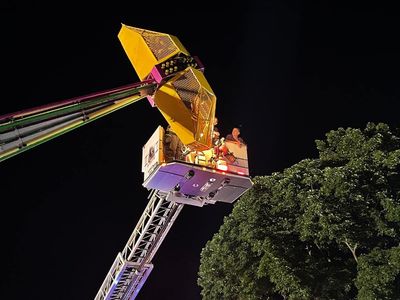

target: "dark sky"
[1,2,399,300]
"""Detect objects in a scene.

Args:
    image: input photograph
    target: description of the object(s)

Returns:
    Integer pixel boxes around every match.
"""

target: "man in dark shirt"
[226,127,245,145]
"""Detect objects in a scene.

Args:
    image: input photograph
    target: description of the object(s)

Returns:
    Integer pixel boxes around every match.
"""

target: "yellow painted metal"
[170,35,190,55]
[153,67,216,151]
[118,24,217,152]
[118,24,190,81]
[155,81,194,145]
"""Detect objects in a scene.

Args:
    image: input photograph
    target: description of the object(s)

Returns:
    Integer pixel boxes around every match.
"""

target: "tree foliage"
[198,122,400,299]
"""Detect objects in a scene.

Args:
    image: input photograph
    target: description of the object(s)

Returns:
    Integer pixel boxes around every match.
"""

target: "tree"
[198,122,400,299]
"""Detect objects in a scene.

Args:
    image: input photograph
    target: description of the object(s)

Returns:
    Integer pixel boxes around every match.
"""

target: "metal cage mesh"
[173,69,215,146]
[173,69,200,113]
[142,31,177,61]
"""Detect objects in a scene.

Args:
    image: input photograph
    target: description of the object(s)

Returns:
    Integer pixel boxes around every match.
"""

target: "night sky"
[1,2,399,299]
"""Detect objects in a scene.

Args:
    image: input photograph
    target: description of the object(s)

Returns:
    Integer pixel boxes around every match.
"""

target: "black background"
[1,2,399,299]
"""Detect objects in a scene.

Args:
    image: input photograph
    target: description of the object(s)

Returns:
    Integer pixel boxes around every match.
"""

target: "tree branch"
[344,239,358,263]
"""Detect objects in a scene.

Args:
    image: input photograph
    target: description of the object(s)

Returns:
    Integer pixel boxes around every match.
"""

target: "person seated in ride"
[225,127,245,145]
[220,127,245,163]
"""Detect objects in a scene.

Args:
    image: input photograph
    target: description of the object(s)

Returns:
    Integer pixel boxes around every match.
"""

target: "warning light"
[216,164,228,171]
[216,159,228,172]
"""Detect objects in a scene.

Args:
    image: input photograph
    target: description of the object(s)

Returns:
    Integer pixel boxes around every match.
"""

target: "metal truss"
[95,189,183,300]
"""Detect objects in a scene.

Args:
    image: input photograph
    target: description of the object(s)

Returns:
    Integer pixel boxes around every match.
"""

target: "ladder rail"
[122,197,184,300]
[95,189,183,300]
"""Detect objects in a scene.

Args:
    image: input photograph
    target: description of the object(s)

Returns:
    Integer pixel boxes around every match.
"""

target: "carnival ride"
[0,24,253,299]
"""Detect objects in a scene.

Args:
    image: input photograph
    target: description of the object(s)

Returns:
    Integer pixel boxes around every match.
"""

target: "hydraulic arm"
[0,80,156,163]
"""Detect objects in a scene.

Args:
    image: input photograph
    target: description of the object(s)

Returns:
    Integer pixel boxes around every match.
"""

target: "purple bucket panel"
[143,162,253,203]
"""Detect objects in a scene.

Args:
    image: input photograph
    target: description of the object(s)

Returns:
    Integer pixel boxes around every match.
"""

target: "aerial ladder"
[0,25,253,299]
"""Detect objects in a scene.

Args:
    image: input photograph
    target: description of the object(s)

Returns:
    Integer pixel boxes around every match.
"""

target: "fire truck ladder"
[95,189,183,300]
